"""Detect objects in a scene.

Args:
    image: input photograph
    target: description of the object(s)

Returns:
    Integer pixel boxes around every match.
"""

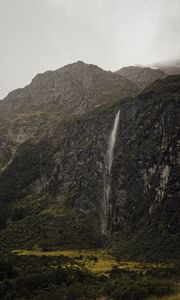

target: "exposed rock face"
[0,63,179,259]
[0,61,139,172]
[116,66,167,90]
[0,61,139,117]
[109,76,180,251]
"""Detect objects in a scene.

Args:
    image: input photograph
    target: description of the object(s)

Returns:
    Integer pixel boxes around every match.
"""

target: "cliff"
[0,64,179,260]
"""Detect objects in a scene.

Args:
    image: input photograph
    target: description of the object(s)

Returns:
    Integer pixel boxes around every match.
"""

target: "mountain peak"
[0,62,139,117]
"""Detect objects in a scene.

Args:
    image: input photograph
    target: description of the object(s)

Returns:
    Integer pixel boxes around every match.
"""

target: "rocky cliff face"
[0,61,139,172]
[0,61,139,117]
[0,64,179,259]
[109,76,180,259]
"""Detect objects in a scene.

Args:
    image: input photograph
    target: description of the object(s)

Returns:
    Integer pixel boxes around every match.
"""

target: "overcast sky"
[0,0,180,98]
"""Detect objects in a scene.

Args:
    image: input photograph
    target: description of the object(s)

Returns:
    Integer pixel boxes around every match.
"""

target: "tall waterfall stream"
[101,110,120,241]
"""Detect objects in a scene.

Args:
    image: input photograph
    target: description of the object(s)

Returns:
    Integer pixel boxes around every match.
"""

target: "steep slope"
[0,61,139,117]
[0,61,139,173]
[110,76,180,259]
[116,66,167,90]
[0,74,179,260]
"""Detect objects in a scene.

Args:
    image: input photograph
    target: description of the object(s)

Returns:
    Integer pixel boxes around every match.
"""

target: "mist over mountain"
[152,58,180,76]
[116,66,167,90]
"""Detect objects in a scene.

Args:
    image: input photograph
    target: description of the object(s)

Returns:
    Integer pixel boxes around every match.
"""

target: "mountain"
[0,62,180,299]
[0,61,139,248]
[116,66,167,90]
[0,61,139,173]
[0,61,139,118]
[159,66,180,75]
[153,59,180,75]
[0,62,179,261]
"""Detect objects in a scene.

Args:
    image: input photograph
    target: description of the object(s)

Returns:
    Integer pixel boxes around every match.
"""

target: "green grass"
[0,248,177,299]
[12,249,175,275]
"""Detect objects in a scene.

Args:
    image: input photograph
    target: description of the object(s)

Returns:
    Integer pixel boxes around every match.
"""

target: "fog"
[0,0,180,98]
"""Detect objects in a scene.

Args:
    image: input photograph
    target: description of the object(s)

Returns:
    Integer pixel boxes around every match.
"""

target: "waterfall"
[101,110,120,241]
[107,110,120,174]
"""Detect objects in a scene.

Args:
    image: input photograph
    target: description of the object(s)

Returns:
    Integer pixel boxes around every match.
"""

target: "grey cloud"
[0,0,180,98]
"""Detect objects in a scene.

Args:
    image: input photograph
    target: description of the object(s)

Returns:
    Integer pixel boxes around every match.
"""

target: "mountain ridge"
[0,61,139,118]
[0,70,179,260]
[116,66,167,89]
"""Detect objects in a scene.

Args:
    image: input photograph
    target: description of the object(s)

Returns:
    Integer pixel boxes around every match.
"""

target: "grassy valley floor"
[12,249,176,275]
[0,248,177,300]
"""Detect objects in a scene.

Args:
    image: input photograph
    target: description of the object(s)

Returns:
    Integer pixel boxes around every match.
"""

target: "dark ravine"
[0,63,179,262]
